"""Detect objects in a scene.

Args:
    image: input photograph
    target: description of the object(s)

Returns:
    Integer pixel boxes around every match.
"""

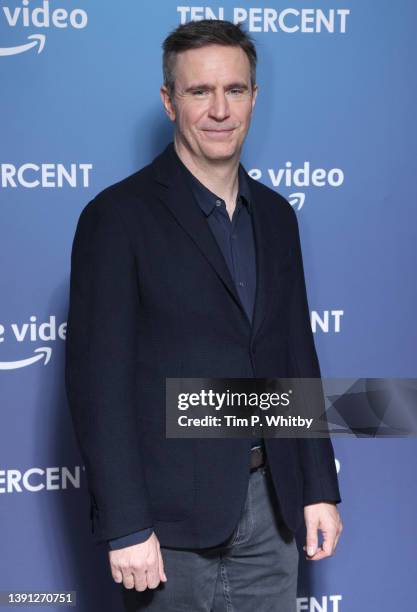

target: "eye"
[192,89,208,96]
[229,88,244,95]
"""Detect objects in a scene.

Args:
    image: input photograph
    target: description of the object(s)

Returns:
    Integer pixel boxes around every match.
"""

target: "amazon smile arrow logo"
[0,33,45,56]
[0,346,51,370]
[1,1,88,58]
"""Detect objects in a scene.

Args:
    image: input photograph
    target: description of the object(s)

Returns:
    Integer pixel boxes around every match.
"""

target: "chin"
[201,142,238,160]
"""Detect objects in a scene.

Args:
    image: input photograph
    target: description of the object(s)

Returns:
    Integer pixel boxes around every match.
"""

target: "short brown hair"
[162,19,257,96]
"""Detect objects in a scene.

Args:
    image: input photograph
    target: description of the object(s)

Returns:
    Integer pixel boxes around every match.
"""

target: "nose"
[208,90,230,121]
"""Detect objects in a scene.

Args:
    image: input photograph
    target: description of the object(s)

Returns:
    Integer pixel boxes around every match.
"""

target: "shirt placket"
[220,199,246,301]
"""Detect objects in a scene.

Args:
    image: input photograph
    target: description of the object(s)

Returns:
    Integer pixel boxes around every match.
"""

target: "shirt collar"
[171,144,252,216]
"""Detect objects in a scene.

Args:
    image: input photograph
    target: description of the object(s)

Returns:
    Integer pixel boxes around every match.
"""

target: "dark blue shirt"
[108,149,263,550]
[174,148,263,452]
[185,162,257,325]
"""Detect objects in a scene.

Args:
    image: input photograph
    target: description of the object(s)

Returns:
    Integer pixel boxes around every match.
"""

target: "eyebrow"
[184,82,249,93]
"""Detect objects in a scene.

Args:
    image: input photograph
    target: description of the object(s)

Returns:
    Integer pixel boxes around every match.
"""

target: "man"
[65,19,342,611]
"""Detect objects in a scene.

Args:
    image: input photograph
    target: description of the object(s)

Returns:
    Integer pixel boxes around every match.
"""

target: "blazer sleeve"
[285,206,342,507]
[108,527,154,551]
[65,193,154,543]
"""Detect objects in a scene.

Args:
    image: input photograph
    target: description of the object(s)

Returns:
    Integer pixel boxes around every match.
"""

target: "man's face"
[161,44,258,162]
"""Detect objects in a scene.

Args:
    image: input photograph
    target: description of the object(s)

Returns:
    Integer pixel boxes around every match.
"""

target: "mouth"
[201,128,236,139]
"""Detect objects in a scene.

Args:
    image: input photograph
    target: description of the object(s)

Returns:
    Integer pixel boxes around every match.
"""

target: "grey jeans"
[121,463,299,611]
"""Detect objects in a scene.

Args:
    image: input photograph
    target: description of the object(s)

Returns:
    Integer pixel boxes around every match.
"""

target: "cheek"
[231,113,249,133]
[178,103,204,126]
[236,103,253,124]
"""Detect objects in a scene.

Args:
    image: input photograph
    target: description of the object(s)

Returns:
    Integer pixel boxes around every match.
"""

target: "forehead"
[173,44,251,85]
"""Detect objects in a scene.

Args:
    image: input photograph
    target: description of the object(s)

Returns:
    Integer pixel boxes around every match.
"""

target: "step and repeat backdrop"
[1,1,416,610]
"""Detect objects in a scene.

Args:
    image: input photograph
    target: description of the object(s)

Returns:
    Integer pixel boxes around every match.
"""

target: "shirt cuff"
[108,527,154,550]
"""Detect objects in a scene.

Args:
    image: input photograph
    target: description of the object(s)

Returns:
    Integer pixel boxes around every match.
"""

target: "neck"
[173,133,240,206]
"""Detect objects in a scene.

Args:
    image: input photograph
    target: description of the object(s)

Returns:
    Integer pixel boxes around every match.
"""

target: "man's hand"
[109,532,167,591]
[303,502,343,561]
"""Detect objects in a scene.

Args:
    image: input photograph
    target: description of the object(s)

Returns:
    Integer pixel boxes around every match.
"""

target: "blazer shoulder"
[95,161,153,207]
[78,161,155,223]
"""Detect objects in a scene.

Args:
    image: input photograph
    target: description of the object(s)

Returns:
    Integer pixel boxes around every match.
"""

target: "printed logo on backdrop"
[0,0,88,57]
[248,163,345,211]
[0,310,343,373]
[312,310,344,334]
[0,462,341,494]
[0,163,93,188]
[177,6,350,33]
[0,315,65,370]
[296,595,342,611]
[0,465,83,493]
[0,460,340,493]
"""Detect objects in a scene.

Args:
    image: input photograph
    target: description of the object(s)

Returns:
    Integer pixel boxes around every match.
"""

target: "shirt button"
[238,281,244,287]
[215,199,222,206]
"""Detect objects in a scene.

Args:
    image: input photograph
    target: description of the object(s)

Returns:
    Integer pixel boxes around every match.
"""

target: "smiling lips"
[201,128,236,138]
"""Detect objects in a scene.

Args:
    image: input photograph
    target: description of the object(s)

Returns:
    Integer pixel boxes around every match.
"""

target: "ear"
[160,85,176,122]
[251,84,259,111]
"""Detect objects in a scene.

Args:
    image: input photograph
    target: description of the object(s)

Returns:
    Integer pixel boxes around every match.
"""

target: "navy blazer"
[65,141,341,547]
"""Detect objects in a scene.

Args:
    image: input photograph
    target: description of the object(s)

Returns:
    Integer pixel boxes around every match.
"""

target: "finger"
[133,568,148,592]
[158,547,168,582]
[322,531,335,557]
[111,568,123,584]
[305,522,319,557]
[305,547,329,561]
[305,532,335,560]
[146,573,160,590]
[333,525,343,552]
[123,571,135,590]
[145,560,160,590]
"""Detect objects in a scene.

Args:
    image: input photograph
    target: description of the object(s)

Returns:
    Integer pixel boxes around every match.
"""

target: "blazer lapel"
[150,141,278,341]
[151,142,250,326]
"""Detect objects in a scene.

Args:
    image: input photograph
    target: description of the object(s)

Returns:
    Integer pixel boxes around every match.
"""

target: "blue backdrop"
[1,1,416,610]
